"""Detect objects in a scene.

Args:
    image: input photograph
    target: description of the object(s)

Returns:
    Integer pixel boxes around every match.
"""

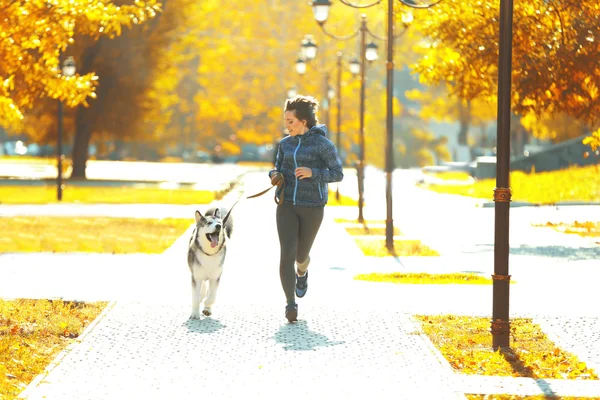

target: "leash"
[222,176,284,224]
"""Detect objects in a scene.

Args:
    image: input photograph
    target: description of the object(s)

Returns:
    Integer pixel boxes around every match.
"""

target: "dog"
[187,206,233,319]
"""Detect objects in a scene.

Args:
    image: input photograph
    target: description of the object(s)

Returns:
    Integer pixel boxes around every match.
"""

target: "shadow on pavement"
[509,245,600,261]
[274,321,345,351]
[183,317,226,334]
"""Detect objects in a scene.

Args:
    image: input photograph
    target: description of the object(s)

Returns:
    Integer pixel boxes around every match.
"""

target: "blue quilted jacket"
[269,124,343,207]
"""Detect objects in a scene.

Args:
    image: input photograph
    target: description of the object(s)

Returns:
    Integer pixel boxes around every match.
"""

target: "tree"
[405,85,497,147]
[409,0,600,128]
[397,127,450,168]
[0,0,161,128]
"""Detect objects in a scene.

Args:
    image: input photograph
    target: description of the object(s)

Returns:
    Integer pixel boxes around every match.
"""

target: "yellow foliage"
[424,164,600,204]
[355,272,494,285]
[583,128,600,151]
[410,0,600,127]
[0,186,214,205]
[0,300,107,400]
[417,315,599,380]
[353,237,439,257]
[0,0,161,125]
[0,217,191,253]
[219,141,241,156]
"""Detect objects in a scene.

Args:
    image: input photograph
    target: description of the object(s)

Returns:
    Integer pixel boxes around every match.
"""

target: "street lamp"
[295,55,307,75]
[301,35,318,61]
[335,52,343,202]
[296,44,352,203]
[327,86,335,100]
[492,0,514,350]
[308,10,381,223]
[310,0,436,241]
[348,57,360,75]
[57,56,76,201]
[365,42,379,61]
[311,0,332,23]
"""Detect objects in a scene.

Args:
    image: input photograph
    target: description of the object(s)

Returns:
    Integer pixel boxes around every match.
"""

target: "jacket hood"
[306,124,328,138]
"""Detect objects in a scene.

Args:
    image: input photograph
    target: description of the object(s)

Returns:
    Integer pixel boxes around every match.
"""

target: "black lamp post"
[57,56,76,201]
[309,0,429,230]
[294,35,356,205]
[335,52,343,201]
[308,8,380,223]
[295,55,307,75]
[491,0,514,350]
[287,86,298,98]
[300,34,318,61]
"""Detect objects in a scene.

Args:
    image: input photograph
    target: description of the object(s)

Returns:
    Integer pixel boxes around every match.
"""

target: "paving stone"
[4,170,600,399]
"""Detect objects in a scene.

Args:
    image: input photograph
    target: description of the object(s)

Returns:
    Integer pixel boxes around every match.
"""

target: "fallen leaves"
[0,299,107,399]
[416,315,599,380]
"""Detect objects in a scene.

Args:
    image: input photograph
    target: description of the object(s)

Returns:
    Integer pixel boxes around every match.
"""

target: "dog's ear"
[195,210,202,223]
[214,208,221,219]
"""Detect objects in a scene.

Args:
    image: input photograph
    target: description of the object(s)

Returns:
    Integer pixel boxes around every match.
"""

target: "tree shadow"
[498,347,557,397]
[509,245,600,261]
[273,321,345,351]
[183,317,226,334]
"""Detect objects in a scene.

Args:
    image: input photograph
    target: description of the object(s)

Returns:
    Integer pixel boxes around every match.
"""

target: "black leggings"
[276,203,324,305]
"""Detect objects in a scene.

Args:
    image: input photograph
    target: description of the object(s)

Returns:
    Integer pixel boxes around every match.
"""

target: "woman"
[269,95,344,323]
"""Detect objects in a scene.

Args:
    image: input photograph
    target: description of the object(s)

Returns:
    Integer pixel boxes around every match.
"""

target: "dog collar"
[197,242,224,256]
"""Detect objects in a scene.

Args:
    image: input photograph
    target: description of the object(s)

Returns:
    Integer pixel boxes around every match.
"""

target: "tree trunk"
[70,41,103,179]
[457,100,471,146]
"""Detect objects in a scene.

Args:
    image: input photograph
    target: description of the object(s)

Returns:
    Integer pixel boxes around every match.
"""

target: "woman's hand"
[271,172,283,186]
[295,167,312,180]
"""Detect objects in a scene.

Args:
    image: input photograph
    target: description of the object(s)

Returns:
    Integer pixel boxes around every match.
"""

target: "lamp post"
[310,0,436,245]
[491,0,514,350]
[335,52,343,201]
[296,43,348,202]
[322,72,331,126]
[57,56,76,201]
[356,16,369,222]
[308,9,379,223]
[287,86,298,98]
[295,55,307,75]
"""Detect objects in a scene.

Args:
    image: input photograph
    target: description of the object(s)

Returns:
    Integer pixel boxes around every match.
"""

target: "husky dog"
[187,206,233,319]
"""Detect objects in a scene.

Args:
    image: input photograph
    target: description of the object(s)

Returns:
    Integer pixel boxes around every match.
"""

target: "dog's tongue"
[210,234,218,248]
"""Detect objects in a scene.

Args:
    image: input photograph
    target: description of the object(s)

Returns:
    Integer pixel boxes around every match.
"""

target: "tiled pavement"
[2,169,600,399]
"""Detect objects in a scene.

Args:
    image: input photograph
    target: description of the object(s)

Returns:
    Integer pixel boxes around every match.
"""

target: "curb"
[18,300,118,399]
[406,315,467,400]
[482,201,600,208]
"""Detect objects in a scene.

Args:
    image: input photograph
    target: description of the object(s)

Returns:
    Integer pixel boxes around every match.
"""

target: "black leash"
[222,178,284,224]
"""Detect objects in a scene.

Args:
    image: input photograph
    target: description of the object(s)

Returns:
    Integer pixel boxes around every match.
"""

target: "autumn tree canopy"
[410,0,600,128]
[0,0,161,127]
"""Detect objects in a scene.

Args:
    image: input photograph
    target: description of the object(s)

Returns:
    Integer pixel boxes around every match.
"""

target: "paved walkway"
[1,169,599,399]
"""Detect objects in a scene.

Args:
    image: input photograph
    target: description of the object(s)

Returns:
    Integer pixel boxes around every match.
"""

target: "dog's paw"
[202,308,212,317]
[189,311,201,320]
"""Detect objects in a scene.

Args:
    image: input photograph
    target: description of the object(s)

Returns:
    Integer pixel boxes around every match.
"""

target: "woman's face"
[285,110,308,137]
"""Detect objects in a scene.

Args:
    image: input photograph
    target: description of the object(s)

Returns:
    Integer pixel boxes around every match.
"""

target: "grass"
[235,161,274,167]
[0,186,215,205]
[0,217,192,253]
[467,396,592,399]
[354,237,439,257]
[0,156,68,165]
[355,272,494,285]
[0,299,107,399]
[335,218,386,224]
[424,170,474,182]
[416,315,599,380]
[345,225,401,236]
[0,182,338,205]
[422,165,600,204]
[327,190,359,206]
[537,221,600,238]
